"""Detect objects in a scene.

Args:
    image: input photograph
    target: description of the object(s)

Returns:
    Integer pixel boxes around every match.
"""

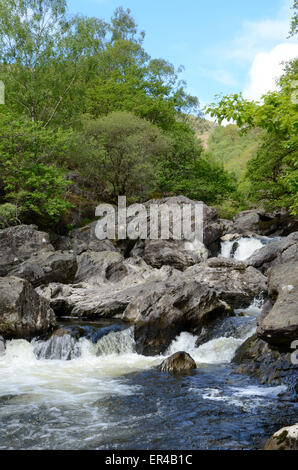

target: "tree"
[207,59,298,215]
[0,0,107,126]
[0,110,72,226]
[74,111,171,203]
[289,0,298,36]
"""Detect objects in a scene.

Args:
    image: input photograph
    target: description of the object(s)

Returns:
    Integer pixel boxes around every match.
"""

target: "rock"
[184,257,267,309]
[9,250,78,287]
[219,219,234,236]
[37,263,180,319]
[142,240,199,270]
[75,251,127,284]
[0,336,5,355]
[0,224,53,276]
[158,352,196,374]
[69,222,118,254]
[257,262,298,349]
[233,334,298,401]
[0,276,56,339]
[123,280,231,355]
[231,209,297,237]
[264,423,298,450]
[246,232,298,273]
[195,315,257,347]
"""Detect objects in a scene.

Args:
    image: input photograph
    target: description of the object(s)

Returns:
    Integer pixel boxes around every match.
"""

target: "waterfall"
[220,236,281,261]
[33,334,82,361]
[94,327,136,356]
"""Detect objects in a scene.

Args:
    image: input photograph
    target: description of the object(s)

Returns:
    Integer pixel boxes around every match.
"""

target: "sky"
[67,0,298,110]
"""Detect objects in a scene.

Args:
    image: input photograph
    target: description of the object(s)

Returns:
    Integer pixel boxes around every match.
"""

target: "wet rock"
[158,352,196,374]
[264,423,298,450]
[124,281,231,355]
[233,334,298,401]
[0,276,56,339]
[0,224,53,276]
[75,251,127,284]
[0,336,5,355]
[184,257,267,309]
[246,232,298,273]
[9,250,77,287]
[257,262,298,349]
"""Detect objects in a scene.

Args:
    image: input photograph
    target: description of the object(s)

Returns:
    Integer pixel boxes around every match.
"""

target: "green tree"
[289,0,298,36]
[207,59,298,215]
[0,110,72,225]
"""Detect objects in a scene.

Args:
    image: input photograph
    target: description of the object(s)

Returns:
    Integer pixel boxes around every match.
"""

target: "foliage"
[207,59,298,215]
[0,110,72,225]
[289,0,298,36]
[0,203,21,228]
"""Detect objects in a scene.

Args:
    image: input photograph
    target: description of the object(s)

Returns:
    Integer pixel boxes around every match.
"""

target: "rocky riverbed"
[0,196,297,449]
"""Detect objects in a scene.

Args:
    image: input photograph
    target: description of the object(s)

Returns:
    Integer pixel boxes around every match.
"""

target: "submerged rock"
[264,423,298,450]
[0,276,56,339]
[233,334,298,401]
[158,351,196,374]
[0,224,53,276]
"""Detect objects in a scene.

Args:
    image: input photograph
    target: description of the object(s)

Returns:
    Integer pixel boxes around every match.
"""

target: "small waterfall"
[33,334,81,361]
[94,327,136,356]
[220,236,282,261]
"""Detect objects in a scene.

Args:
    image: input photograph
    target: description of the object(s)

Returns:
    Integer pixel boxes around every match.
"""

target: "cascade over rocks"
[246,232,298,273]
[123,280,232,355]
[0,276,56,339]
[158,351,196,374]
[0,224,53,276]
[184,257,267,308]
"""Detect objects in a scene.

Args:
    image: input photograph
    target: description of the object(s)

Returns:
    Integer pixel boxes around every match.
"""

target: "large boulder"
[9,250,77,287]
[0,225,53,276]
[122,280,231,355]
[184,257,267,308]
[233,334,298,401]
[69,222,118,255]
[264,423,298,450]
[231,209,297,236]
[257,262,298,349]
[246,232,298,273]
[75,251,127,284]
[0,276,56,339]
[158,352,196,374]
[142,240,202,271]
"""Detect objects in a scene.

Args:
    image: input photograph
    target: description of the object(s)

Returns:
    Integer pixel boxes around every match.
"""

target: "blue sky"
[67,0,298,110]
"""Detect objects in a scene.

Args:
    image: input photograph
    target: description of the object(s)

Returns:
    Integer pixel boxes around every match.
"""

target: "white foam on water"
[221,237,264,261]
[235,297,264,317]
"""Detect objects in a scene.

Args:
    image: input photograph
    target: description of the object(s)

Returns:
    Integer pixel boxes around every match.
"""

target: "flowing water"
[220,236,281,261]
[0,236,296,450]
[0,301,297,450]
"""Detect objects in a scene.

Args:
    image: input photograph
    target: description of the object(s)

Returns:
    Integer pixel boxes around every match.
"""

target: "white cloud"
[244,43,298,101]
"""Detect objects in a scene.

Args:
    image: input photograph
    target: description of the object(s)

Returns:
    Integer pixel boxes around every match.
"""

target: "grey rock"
[158,351,196,374]
[231,209,297,237]
[9,250,77,287]
[142,240,201,271]
[0,224,53,276]
[257,262,298,348]
[0,276,56,339]
[264,423,298,450]
[75,251,127,284]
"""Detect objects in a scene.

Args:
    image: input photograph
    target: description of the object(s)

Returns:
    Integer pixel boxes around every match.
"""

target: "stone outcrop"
[257,262,298,349]
[231,209,297,237]
[233,334,298,401]
[158,351,197,374]
[0,276,56,339]
[264,423,298,450]
[246,232,298,273]
[9,250,77,287]
[75,251,127,284]
[0,224,53,276]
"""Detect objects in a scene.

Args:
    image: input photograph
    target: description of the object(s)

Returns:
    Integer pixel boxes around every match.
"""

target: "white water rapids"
[220,236,281,261]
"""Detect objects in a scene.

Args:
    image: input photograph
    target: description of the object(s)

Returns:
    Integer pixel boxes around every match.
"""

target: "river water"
[0,237,297,450]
